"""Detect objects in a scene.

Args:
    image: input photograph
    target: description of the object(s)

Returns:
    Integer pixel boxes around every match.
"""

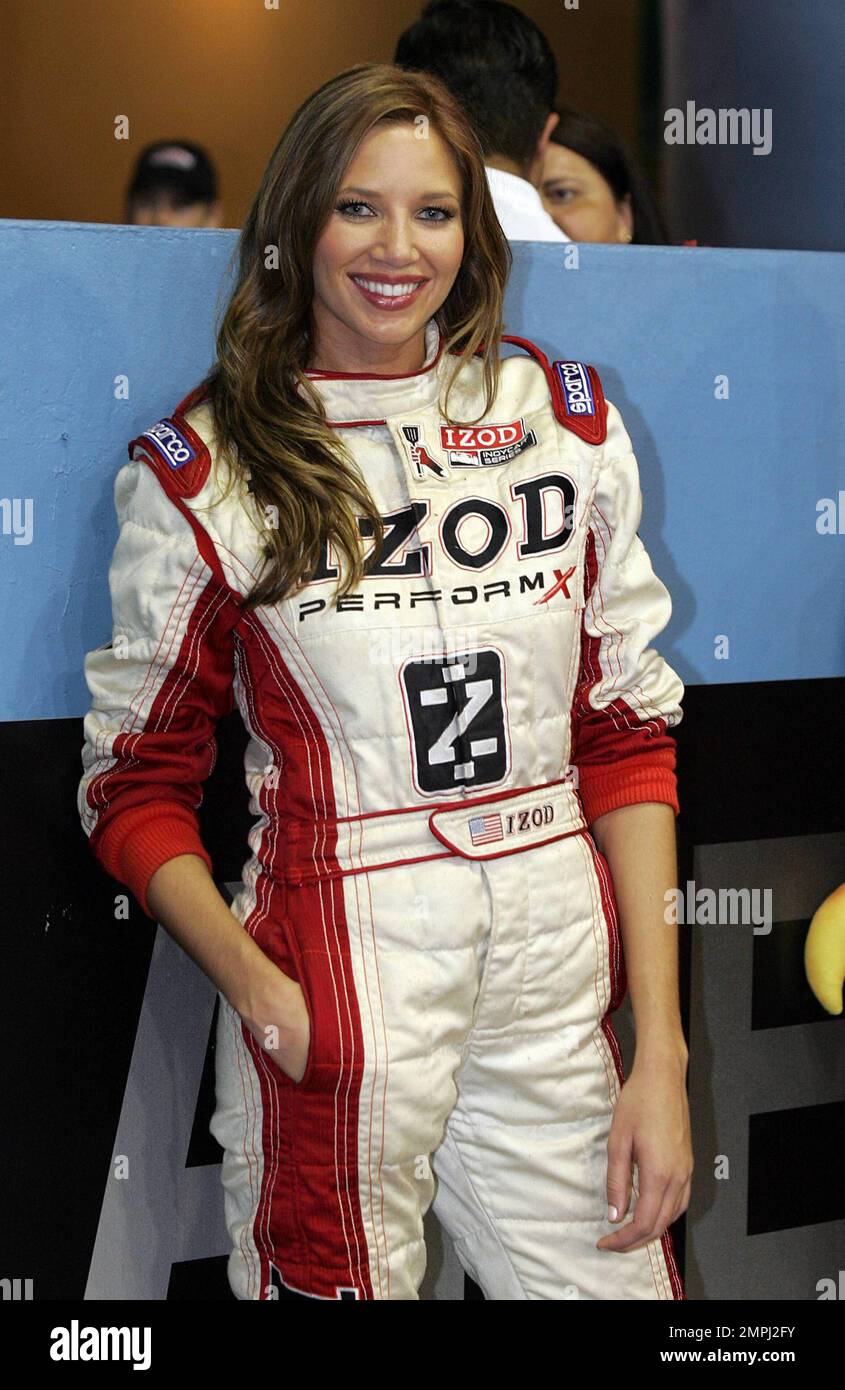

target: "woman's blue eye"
[335,201,455,221]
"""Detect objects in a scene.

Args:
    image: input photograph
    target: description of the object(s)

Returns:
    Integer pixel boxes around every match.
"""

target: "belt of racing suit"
[278,777,589,888]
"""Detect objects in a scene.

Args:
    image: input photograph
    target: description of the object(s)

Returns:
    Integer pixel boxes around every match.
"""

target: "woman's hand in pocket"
[235,958,311,1083]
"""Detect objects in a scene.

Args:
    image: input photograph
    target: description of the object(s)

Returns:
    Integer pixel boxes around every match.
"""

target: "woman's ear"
[618,193,634,242]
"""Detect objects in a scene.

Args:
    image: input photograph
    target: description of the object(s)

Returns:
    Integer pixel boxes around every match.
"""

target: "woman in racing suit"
[78,63,693,1301]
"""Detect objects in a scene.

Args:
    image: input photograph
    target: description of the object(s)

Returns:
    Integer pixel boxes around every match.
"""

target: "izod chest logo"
[439,418,537,468]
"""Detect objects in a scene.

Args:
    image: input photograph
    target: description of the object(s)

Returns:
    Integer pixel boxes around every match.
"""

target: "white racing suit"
[78,324,686,1300]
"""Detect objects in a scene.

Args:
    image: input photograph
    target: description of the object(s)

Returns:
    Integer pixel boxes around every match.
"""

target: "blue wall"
[1,221,843,721]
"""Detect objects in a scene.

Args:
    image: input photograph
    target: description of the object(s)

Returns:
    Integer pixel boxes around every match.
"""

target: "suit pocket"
[275,908,344,1093]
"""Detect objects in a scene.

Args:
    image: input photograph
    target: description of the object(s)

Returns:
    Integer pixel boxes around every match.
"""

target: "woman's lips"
[349,274,429,311]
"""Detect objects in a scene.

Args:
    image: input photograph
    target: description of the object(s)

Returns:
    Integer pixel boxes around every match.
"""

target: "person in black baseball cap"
[125,140,223,227]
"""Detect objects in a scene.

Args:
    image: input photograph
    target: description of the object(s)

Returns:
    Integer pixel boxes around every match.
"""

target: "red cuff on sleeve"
[93,801,213,919]
[577,755,679,826]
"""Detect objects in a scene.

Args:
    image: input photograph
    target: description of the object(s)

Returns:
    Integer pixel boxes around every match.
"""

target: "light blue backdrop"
[1,221,842,721]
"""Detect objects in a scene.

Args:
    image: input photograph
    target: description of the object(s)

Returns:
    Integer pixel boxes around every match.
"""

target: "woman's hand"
[596,1049,693,1253]
[235,961,311,1084]
[145,858,312,1082]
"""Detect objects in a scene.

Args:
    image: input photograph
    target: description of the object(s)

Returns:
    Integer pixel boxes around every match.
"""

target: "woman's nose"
[370,216,419,264]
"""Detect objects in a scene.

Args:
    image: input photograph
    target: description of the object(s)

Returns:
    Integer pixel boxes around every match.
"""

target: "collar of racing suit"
[301,319,444,424]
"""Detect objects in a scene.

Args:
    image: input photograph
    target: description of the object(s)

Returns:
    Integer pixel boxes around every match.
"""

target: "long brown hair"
[199,63,511,610]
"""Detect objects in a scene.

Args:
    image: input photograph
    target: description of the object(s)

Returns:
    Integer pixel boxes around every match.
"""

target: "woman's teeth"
[352,277,423,297]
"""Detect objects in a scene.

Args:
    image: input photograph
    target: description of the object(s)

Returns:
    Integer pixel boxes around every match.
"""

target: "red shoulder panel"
[127,409,236,598]
[128,412,212,500]
[501,334,608,445]
[175,382,211,416]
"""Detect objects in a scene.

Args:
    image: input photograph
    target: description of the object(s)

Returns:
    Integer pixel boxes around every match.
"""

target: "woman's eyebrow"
[338,185,459,200]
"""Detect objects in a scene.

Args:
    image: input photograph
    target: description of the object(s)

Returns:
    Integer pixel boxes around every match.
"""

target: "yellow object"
[805,883,845,1015]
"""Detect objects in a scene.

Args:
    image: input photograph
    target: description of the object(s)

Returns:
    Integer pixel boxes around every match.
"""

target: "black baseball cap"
[127,140,218,207]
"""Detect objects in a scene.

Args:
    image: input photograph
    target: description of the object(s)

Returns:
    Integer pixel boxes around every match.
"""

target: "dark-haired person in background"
[395,0,570,242]
[125,140,224,227]
[542,108,670,245]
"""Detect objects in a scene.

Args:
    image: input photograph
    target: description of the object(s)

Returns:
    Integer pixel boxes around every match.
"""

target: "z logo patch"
[439,419,537,468]
[400,648,510,795]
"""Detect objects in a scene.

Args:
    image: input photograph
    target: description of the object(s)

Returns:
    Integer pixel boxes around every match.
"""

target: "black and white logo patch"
[400,647,510,794]
[401,424,448,480]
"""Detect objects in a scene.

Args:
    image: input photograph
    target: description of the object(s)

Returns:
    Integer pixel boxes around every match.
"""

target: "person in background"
[395,0,570,242]
[125,140,223,227]
[542,108,670,245]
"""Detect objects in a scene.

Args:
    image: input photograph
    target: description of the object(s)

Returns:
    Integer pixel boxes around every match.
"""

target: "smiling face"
[540,143,633,244]
[310,121,465,374]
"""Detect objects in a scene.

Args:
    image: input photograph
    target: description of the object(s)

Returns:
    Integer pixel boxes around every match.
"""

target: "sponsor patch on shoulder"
[142,418,196,469]
[554,362,595,417]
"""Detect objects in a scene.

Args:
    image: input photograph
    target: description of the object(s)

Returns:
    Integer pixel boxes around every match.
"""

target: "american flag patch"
[468,813,504,846]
